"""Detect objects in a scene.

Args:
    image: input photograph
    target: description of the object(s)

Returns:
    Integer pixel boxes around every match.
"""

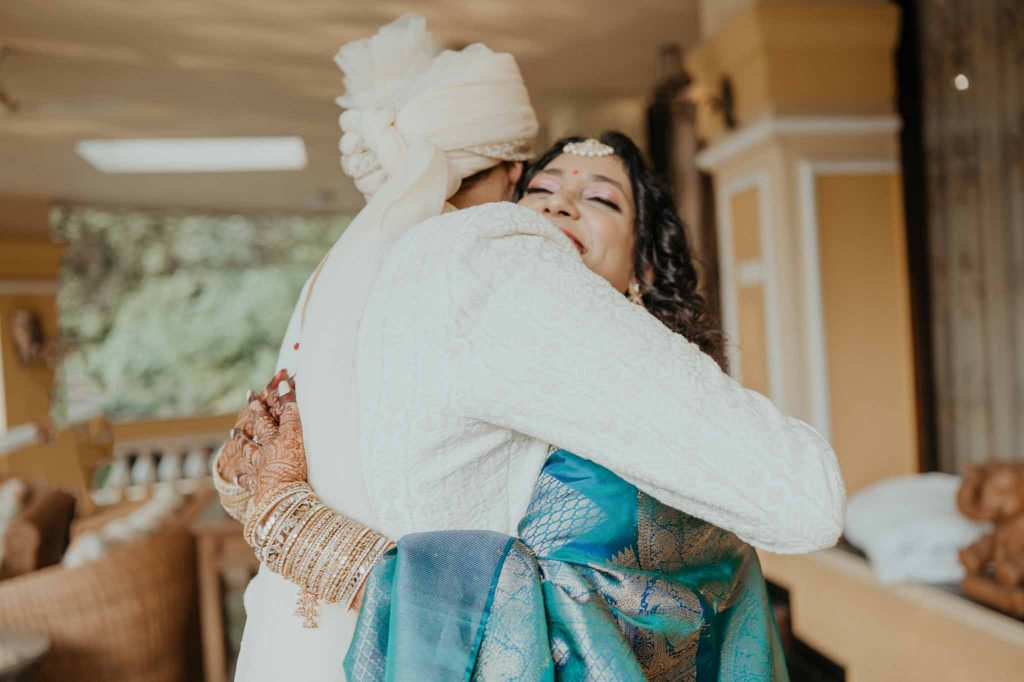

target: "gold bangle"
[294,514,336,589]
[281,505,330,580]
[211,446,248,495]
[266,494,318,571]
[328,521,365,572]
[244,482,306,545]
[338,536,392,607]
[235,480,395,626]
[286,508,334,581]
[218,492,250,523]
[336,534,384,607]
[277,496,323,574]
[326,536,363,603]
[211,447,253,521]
[243,483,309,548]
[307,517,348,593]
[332,529,378,602]
[319,525,364,596]
[263,491,316,563]
[318,523,366,593]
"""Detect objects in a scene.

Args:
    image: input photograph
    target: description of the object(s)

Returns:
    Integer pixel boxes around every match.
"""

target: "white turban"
[336,15,537,201]
[291,16,538,515]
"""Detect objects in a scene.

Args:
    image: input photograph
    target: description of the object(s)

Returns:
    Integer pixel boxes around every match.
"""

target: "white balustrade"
[89,429,227,507]
[105,458,132,488]
[157,450,184,482]
[183,448,212,480]
[130,451,158,486]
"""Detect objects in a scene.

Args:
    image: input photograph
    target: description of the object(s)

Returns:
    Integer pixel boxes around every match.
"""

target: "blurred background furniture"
[0,417,228,682]
[0,479,74,580]
[193,513,258,682]
[0,630,49,682]
[0,526,199,682]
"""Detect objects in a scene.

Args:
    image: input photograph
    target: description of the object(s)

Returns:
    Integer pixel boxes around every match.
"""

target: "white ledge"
[696,115,902,171]
[812,547,1024,648]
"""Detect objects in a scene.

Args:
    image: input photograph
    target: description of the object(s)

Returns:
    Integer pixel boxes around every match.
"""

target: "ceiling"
[0,0,700,221]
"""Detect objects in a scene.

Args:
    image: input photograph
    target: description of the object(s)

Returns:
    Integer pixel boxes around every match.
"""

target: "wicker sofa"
[0,527,200,682]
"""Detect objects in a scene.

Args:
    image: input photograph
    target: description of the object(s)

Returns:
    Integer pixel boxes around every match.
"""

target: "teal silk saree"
[344,449,789,680]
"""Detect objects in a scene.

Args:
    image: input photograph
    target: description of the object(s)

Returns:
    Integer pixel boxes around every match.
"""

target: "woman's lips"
[560,228,586,255]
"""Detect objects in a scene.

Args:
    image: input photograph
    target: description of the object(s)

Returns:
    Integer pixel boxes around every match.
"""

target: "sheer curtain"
[920,0,1024,472]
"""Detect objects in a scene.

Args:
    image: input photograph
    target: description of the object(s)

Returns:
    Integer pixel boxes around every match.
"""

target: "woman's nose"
[543,192,580,220]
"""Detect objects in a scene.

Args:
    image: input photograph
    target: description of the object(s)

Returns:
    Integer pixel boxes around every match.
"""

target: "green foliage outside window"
[52,206,351,421]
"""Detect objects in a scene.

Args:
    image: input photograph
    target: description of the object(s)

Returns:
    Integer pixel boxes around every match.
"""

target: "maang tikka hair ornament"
[562,138,614,158]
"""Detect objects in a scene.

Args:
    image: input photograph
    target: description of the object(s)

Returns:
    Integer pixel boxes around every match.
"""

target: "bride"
[219,15,843,681]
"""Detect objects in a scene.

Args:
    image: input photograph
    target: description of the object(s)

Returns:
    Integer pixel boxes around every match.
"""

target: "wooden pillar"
[0,196,62,433]
[687,1,919,497]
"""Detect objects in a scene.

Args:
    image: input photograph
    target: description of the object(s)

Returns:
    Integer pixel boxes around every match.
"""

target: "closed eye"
[589,197,620,211]
[525,187,552,195]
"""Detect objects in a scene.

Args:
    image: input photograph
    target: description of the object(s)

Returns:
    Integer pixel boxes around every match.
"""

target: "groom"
[224,15,540,681]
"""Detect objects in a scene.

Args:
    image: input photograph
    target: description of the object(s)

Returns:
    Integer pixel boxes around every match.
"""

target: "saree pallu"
[344,449,789,681]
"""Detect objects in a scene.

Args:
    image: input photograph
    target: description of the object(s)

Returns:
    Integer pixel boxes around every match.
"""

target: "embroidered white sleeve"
[448,204,845,554]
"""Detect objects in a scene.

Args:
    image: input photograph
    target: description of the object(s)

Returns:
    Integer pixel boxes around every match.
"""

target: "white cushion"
[62,493,184,568]
[0,478,27,521]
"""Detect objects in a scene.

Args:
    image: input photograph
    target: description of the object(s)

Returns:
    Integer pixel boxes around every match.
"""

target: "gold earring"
[627,280,643,306]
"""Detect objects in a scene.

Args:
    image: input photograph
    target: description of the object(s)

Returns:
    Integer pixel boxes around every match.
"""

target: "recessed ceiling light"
[75,137,308,173]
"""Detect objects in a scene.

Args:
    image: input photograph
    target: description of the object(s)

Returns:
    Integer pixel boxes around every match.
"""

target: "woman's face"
[518,153,636,293]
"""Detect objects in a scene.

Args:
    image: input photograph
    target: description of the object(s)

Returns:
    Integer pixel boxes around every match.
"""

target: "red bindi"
[571,169,579,175]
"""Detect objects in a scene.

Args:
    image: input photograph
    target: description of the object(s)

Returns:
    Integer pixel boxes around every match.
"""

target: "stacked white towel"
[845,473,990,584]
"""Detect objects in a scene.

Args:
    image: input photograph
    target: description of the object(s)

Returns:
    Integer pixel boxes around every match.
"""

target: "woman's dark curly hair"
[514,131,722,360]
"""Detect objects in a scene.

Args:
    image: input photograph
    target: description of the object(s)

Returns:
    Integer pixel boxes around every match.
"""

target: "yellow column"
[687,1,918,496]
[0,196,62,432]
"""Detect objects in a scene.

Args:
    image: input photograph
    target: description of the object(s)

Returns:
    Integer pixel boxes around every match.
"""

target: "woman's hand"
[218,369,289,487]
[224,371,381,615]
[217,397,257,489]
[238,375,308,505]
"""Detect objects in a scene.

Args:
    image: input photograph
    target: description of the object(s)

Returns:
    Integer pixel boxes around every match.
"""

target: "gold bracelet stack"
[211,446,253,523]
[242,481,394,628]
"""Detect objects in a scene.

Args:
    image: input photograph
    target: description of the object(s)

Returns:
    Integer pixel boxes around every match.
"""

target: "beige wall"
[816,173,918,492]
[0,195,51,240]
[700,0,759,37]
[701,0,889,37]
[537,95,647,149]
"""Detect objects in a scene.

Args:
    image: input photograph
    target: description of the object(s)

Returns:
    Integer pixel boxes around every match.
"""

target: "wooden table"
[192,505,259,682]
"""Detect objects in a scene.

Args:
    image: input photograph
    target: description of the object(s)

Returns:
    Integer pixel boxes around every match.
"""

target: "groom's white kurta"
[235,202,844,681]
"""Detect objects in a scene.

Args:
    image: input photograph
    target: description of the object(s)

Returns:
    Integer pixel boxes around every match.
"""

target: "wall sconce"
[708,77,737,131]
[686,76,737,132]
[653,44,692,102]
[11,309,47,366]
